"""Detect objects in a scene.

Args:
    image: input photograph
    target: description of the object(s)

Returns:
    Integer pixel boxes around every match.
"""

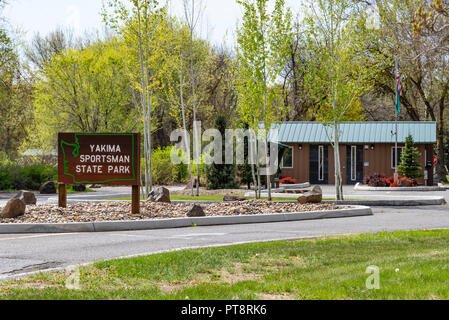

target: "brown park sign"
[57,133,141,213]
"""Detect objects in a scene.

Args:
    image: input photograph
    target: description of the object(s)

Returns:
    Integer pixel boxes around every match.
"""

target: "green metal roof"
[270,122,437,144]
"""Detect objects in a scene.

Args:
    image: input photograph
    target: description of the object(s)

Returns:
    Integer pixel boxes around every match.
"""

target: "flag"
[395,58,402,115]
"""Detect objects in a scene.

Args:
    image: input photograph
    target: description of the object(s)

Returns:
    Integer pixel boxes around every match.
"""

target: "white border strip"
[0,206,373,234]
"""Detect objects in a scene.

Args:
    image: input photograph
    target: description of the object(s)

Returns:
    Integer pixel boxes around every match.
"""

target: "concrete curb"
[324,198,446,206]
[354,183,446,192]
[0,205,372,234]
[173,199,446,206]
[241,193,445,206]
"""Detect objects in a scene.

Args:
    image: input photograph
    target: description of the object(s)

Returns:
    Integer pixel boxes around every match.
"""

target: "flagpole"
[395,106,398,181]
[394,57,399,181]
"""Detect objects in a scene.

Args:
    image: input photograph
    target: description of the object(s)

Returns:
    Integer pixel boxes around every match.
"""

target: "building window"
[318,145,324,181]
[351,146,357,181]
[281,146,293,168]
[391,147,405,169]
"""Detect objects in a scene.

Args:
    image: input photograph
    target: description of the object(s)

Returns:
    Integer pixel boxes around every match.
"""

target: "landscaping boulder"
[89,184,102,189]
[1,198,26,219]
[72,184,86,192]
[13,190,37,205]
[297,185,323,204]
[147,187,171,203]
[39,181,56,194]
[186,204,205,217]
[223,196,247,202]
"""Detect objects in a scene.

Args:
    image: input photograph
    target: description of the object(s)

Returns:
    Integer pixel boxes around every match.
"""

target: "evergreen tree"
[206,115,239,190]
[237,122,253,189]
[398,134,422,180]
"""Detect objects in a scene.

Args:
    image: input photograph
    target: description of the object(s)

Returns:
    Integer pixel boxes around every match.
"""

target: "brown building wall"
[328,145,347,185]
[279,143,310,184]
[363,144,428,185]
[280,143,432,185]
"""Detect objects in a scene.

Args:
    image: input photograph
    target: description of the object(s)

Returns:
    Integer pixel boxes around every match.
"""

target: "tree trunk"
[180,56,194,196]
[266,146,272,201]
[436,122,447,182]
[136,7,150,198]
[251,163,258,199]
[249,136,259,199]
[334,122,344,200]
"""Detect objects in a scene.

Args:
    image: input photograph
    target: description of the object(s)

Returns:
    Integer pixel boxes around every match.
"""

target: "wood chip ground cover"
[0,200,341,224]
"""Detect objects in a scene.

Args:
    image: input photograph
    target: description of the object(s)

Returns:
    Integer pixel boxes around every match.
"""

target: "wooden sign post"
[58,133,141,214]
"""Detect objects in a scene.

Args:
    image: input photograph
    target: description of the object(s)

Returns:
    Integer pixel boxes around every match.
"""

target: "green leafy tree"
[398,134,422,180]
[236,0,293,199]
[30,39,135,151]
[103,0,167,197]
[302,0,375,200]
[206,115,239,190]
[0,2,34,160]
[183,0,205,197]
[375,0,449,182]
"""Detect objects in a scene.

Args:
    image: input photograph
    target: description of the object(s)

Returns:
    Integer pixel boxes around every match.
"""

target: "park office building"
[275,121,437,186]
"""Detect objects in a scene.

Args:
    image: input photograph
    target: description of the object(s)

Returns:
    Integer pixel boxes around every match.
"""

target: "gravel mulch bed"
[0,200,342,224]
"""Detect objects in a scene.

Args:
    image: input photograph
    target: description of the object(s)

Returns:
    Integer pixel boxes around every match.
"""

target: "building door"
[346,145,363,185]
[310,145,328,184]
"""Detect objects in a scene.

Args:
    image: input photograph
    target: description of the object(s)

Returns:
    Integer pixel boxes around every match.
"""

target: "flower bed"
[364,173,416,188]
[280,177,297,184]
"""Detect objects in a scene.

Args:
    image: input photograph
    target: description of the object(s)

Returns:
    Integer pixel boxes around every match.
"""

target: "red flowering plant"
[364,173,416,187]
[384,175,416,187]
[280,177,297,184]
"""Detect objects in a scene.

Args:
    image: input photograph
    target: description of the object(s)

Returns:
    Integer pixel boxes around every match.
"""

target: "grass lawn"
[1,230,449,300]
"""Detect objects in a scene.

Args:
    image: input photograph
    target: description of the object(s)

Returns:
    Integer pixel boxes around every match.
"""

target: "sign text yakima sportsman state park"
[58,133,140,185]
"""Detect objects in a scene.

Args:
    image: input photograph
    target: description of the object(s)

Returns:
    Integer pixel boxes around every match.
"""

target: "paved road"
[1,185,448,206]
[1,204,448,280]
[0,186,185,207]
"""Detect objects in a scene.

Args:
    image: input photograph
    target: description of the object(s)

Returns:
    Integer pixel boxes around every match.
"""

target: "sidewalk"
[246,184,449,202]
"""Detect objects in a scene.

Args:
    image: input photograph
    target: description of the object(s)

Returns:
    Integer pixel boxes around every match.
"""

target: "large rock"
[1,198,26,218]
[13,190,37,205]
[72,184,86,192]
[297,185,323,204]
[39,181,56,194]
[186,204,205,217]
[147,187,171,203]
[223,196,247,202]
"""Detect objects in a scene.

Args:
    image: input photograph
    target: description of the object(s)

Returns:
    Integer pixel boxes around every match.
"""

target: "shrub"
[151,147,175,185]
[398,134,422,179]
[373,175,417,188]
[363,173,388,187]
[280,177,296,184]
[0,163,57,191]
[140,146,190,186]
[205,114,239,190]
[0,166,12,190]
[388,175,416,187]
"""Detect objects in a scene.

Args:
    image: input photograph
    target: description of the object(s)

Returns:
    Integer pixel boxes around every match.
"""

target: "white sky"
[4,0,305,47]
